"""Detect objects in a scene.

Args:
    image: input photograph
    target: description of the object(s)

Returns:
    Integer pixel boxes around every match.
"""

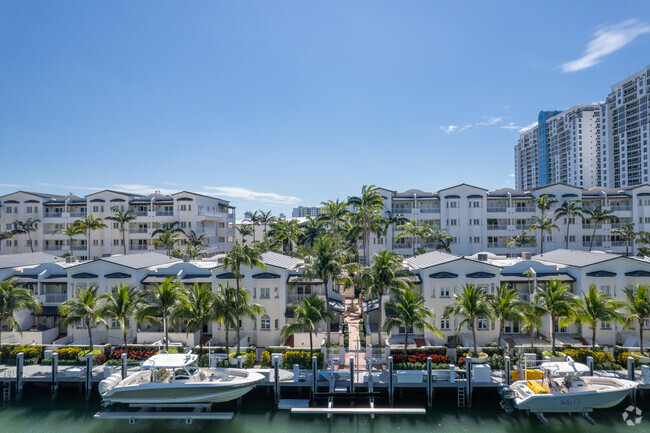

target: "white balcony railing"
[514,207,535,213]
[487,206,507,213]
[129,228,148,233]
[133,211,148,216]
[156,211,173,217]
[130,245,148,251]
[70,245,86,251]
[44,245,63,251]
[45,293,66,303]
[487,224,507,230]
[44,213,62,218]
[69,212,87,218]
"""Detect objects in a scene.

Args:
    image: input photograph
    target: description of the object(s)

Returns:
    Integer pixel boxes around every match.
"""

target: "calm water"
[1,387,649,433]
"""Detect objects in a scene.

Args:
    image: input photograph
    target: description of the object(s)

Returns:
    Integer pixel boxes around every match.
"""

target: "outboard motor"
[497,383,516,414]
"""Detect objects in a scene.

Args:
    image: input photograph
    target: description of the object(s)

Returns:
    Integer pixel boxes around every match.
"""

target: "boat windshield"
[186,363,199,376]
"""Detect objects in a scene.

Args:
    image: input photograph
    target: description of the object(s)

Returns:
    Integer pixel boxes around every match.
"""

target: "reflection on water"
[0,388,648,433]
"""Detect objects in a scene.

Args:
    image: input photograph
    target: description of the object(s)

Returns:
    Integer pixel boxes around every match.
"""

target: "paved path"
[344,298,369,369]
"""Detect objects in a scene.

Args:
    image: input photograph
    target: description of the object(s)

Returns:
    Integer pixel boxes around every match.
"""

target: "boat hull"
[102,381,261,404]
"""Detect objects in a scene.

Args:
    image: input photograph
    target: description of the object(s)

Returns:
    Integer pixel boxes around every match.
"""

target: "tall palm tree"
[383,210,408,251]
[554,200,585,249]
[487,284,524,348]
[505,231,537,255]
[268,219,301,254]
[105,206,137,255]
[623,285,650,355]
[612,222,638,256]
[396,219,425,257]
[185,230,208,249]
[151,222,186,256]
[281,294,335,357]
[247,211,260,242]
[304,236,344,346]
[59,284,106,351]
[365,250,410,348]
[12,218,41,252]
[222,242,266,354]
[56,224,85,255]
[230,287,264,355]
[533,280,579,354]
[213,283,237,354]
[318,199,349,244]
[586,205,617,251]
[99,283,146,358]
[348,185,385,265]
[136,276,186,351]
[0,278,41,343]
[172,282,215,354]
[529,213,558,254]
[575,285,624,351]
[236,224,254,244]
[258,210,276,233]
[535,194,558,216]
[298,215,326,248]
[75,215,107,259]
[423,224,453,253]
[443,284,491,356]
[521,304,545,352]
[383,288,442,356]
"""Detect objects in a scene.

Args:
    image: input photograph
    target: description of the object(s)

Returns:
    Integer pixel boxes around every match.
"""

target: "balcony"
[487,242,507,248]
[44,245,63,251]
[610,205,631,211]
[583,241,602,247]
[610,241,627,247]
[287,293,324,304]
[487,224,507,230]
[129,228,148,234]
[130,245,148,251]
[394,243,412,250]
[133,211,148,216]
[44,212,62,218]
[515,224,531,230]
[391,208,412,215]
[43,229,63,235]
[156,211,174,217]
[514,207,535,213]
[487,206,507,213]
[69,212,87,218]
[45,293,67,303]
[582,224,603,230]
[419,208,440,213]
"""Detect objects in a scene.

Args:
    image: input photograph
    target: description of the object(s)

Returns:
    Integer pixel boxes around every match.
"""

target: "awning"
[363,298,380,313]
[71,272,98,279]
[429,271,458,279]
[13,275,39,283]
[398,274,423,284]
[36,306,60,316]
[500,273,576,282]
[287,275,323,284]
[329,299,345,313]
[626,270,650,277]
[252,272,281,279]
[586,270,617,277]
[182,275,212,284]
[466,272,495,279]
[215,272,236,279]
[42,275,67,284]
[141,275,176,284]
[105,272,132,279]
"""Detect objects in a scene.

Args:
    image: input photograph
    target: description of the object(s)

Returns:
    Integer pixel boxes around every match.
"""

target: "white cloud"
[518,121,538,133]
[508,173,515,177]
[499,121,538,133]
[476,116,503,126]
[203,186,301,205]
[440,125,458,134]
[0,183,25,188]
[561,19,650,72]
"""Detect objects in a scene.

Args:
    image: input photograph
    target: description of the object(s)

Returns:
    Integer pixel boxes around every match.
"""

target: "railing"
[487,224,507,230]
[515,224,531,230]
[197,211,225,217]
[44,245,62,251]
[133,211,148,216]
[514,207,535,212]
[44,213,62,218]
[610,241,627,246]
[71,245,86,251]
[611,205,631,211]
[43,229,62,234]
[156,211,174,217]
[130,245,148,250]
[129,228,148,233]
[487,206,507,213]
[487,242,507,248]
[391,208,412,214]
[45,293,66,302]
[287,293,324,303]
[582,224,603,229]
[69,212,87,217]
[394,243,412,250]
[611,222,631,229]
[419,208,440,213]
[583,241,602,247]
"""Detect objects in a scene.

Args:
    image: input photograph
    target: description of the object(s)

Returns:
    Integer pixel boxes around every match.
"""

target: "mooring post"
[517,360,524,381]
[237,355,243,369]
[504,355,510,386]
[349,356,355,393]
[311,355,318,396]
[121,352,127,379]
[449,364,455,382]
[388,356,394,407]
[16,352,24,399]
[426,357,433,407]
[51,352,59,399]
[273,355,280,404]
[85,352,93,399]
[627,356,635,381]
[368,357,374,394]
[466,357,472,408]
[586,356,594,376]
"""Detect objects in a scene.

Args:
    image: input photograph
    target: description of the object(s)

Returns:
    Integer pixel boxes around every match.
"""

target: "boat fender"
[527,380,549,394]
[98,372,123,395]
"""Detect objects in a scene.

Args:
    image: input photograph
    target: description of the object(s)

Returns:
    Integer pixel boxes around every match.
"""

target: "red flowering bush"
[109,348,156,361]
[392,353,450,365]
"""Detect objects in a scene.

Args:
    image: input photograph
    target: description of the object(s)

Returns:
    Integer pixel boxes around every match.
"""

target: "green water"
[1,388,648,433]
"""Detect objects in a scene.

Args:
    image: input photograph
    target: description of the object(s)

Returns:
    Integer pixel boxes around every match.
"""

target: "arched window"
[261,315,271,330]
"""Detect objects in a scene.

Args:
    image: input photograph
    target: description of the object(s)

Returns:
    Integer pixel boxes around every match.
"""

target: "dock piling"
[121,353,127,379]
[388,356,394,407]
[237,356,243,369]
[466,357,472,408]
[16,352,23,400]
[349,356,355,393]
[51,352,59,399]
[85,353,93,399]
[273,355,280,404]
[504,356,510,386]
[627,357,635,381]
[426,357,433,407]
[586,356,594,376]
[311,356,317,396]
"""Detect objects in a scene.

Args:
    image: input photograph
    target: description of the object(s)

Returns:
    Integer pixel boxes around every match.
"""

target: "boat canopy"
[141,353,198,368]
[540,361,590,375]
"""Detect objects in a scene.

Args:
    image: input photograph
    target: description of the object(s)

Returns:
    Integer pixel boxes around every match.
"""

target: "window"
[261,315,270,330]
[180,222,187,228]
[6,207,11,214]
[180,204,187,211]
[111,318,120,329]
[440,318,450,330]
[469,201,481,208]
[447,219,457,226]
[601,322,612,329]
[274,287,279,298]
[275,319,279,330]
[93,206,99,212]
[93,239,99,246]
[477,317,489,330]
[600,285,611,295]
[113,222,119,229]
[113,240,119,246]
[26,206,33,213]
[260,287,270,299]
[447,201,458,208]
[440,287,450,297]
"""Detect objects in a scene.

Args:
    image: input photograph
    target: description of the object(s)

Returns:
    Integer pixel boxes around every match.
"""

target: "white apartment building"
[515,104,601,190]
[601,65,650,188]
[0,189,236,259]
[292,206,323,218]
[366,182,650,260]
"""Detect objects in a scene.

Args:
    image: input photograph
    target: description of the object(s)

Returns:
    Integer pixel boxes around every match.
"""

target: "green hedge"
[282,351,324,369]
[343,323,349,348]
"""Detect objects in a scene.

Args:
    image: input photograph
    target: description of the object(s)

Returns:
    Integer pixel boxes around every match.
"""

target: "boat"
[98,352,265,405]
[498,360,637,416]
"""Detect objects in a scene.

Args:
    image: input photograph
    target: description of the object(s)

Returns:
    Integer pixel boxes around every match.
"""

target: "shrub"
[343,322,349,348]
[359,320,366,347]
[260,351,271,367]
[391,353,450,365]
[244,351,256,368]
[389,347,447,356]
[55,347,84,361]
[487,354,504,369]
[94,354,107,365]
[10,345,43,360]
[617,352,639,367]
[282,351,324,369]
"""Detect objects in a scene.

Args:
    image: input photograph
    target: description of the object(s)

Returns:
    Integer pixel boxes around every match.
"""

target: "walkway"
[344,298,367,369]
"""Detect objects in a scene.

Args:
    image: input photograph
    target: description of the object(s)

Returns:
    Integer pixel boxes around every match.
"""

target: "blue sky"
[1,1,650,216]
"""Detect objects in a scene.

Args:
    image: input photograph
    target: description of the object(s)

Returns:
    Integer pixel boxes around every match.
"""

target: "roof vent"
[522,252,532,260]
[477,253,488,262]
[65,256,76,264]
[182,254,190,262]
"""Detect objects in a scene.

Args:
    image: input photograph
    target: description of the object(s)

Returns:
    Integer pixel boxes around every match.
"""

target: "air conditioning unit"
[182,254,190,262]
[65,256,76,264]
[522,252,532,260]
[477,253,488,262]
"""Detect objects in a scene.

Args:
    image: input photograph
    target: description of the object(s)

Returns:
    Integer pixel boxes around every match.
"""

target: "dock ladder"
[457,380,465,408]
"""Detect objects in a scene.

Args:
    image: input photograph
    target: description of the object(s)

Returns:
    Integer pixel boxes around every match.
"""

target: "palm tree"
[136,276,186,351]
[213,283,237,354]
[585,205,617,251]
[105,206,137,255]
[529,213,558,254]
[172,283,215,354]
[505,231,537,255]
[99,284,146,358]
[575,285,624,351]
[623,285,650,355]
[230,287,264,355]
[348,185,385,265]
[75,215,108,259]
[11,218,41,252]
[383,210,408,251]
[151,222,186,256]
[237,224,254,244]
[258,210,276,233]
[533,280,579,355]
[487,284,524,348]
[535,194,558,215]
[383,288,442,356]
[365,250,410,348]
[268,219,300,254]
[396,219,425,257]
[0,278,41,343]
[423,224,453,253]
[185,230,208,249]
[304,236,344,346]
[56,224,85,255]
[298,215,326,248]
[247,211,260,242]
[521,304,545,352]
[59,284,106,351]
[281,294,335,357]
[612,222,638,256]
[554,200,585,249]
[443,284,491,356]
[222,242,266,354]
[318,199,349,244]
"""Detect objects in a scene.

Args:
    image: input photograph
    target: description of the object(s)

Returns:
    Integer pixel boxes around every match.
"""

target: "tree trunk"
[529,325,534,352]
[551,315,556,354]
[123,326,128,359]
[540,232,545,254]
[590,227,597,251]
[28,232,34,252]
[86,318,94,352]
[640,321,644,355]
[565,221,570,249]
[377,293,383,349]
[163,311,169,351]
[87,229,91,260]
[225,324,230,355]
[403,327,409,357]
[498,322,504,349]
[325,277,331,347]
[122,227,127,255]
[236,278,241,355]
[309,329,313,358]
[592,326,597,352]
[471,320,478,356]
[199,329,203,355]
[626,240,629,257]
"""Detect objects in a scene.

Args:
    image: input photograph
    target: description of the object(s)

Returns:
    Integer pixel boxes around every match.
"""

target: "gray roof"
[69,253,181,270]
[261,252,303,270]
[0,252,63,269]
[405,251,461,269]
[0,191,68,201]
[533,249,622,267]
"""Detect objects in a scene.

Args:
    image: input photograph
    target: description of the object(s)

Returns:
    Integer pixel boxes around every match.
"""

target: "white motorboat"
[498,360,637,415]
[99,352,265,405]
